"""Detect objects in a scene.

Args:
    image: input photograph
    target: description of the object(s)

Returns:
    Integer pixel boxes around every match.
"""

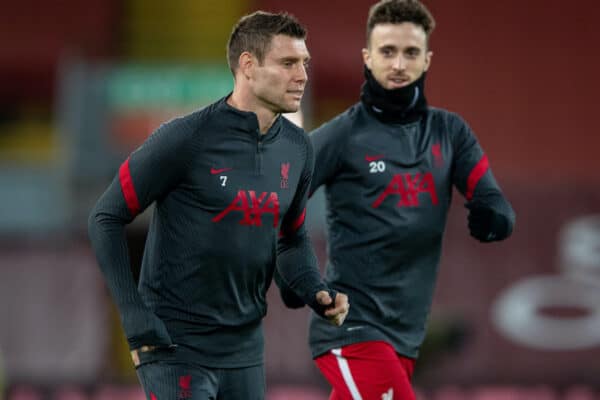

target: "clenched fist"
[316,290,350,326]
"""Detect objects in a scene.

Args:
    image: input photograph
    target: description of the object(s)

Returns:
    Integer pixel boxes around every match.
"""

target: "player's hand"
[123,308,173,351]
[130,343,177,367]
[466,204,511,242]
[316,290,349,326]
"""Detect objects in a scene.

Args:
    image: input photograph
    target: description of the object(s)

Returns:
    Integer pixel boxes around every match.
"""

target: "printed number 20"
[369,161,385,173]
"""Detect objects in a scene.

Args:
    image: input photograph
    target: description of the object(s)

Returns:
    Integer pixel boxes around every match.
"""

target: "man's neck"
[227,91,278,134]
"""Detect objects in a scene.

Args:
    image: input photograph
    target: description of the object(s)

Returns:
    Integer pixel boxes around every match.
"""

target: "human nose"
[392,55,407,71]
[295,64,308,83]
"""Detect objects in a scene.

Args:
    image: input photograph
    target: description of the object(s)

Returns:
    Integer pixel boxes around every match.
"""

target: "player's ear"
[362,47,371,69]
[238,51,254,79]
[424,50,433,72]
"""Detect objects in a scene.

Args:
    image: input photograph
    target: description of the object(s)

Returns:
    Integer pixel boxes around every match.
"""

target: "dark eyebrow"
[405,46,422,53]
[379,45,398,52]
[280,56,311,63]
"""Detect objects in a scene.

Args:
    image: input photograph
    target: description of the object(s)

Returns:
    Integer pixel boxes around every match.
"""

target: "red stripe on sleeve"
[466,154,489,201]
[119,157,141,216]
[279,208,307,238]
[291,208,307,232]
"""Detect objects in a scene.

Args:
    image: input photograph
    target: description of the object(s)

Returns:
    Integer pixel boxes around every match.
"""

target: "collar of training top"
[360,66,428,124]
[218,95,283,141]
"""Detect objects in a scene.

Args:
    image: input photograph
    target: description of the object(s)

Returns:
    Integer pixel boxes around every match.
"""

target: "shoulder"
[186,100,223,130]
[310,102,361,141]
[427,106,470,130]
[427,107,480,155]
[158,102,215,134]
[279,116,310,147]
[142,102,221,157]
[426,106,475,146]
[160,99,226,141]
[278,117,314,170]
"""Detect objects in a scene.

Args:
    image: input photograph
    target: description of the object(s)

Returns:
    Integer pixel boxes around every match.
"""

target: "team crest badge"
[280,162,290,189]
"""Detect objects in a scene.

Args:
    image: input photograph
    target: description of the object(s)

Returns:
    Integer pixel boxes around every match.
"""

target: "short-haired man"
[88,11,349,400]
[277,1,515,398]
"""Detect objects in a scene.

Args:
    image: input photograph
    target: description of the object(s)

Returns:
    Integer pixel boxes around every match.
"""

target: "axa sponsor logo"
[212,190,280,227]
[372,172,438,208]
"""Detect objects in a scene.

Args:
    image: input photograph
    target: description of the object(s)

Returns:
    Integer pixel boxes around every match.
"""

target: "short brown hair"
[227,11,307,74]
[366,0,435,45]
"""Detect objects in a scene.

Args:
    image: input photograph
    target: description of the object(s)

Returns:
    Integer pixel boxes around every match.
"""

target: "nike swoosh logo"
[365,155,385,162]
[210,167,233,175]
[346,326,364,332]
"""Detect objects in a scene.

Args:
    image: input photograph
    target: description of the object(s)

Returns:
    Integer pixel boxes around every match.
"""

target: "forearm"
[466,188,515,242]
[88,207,145,311]
[468,188,515,229]
[276,231,327,308]
[88,184,171,349]
[449,117,516,241]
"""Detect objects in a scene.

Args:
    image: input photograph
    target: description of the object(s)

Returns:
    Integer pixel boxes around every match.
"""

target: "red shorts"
[314,341,416,400]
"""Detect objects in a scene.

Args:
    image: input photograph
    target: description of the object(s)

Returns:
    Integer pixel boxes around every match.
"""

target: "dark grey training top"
[88,96,326,368]
[308,102,515,359]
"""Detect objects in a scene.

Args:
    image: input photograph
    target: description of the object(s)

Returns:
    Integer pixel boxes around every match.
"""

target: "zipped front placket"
[255,135,263,176]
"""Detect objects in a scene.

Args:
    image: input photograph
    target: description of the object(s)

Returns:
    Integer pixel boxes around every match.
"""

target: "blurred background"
[1,0,599,399]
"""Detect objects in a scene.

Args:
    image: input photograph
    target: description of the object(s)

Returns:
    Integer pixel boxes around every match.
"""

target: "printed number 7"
[220,176,228,187]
